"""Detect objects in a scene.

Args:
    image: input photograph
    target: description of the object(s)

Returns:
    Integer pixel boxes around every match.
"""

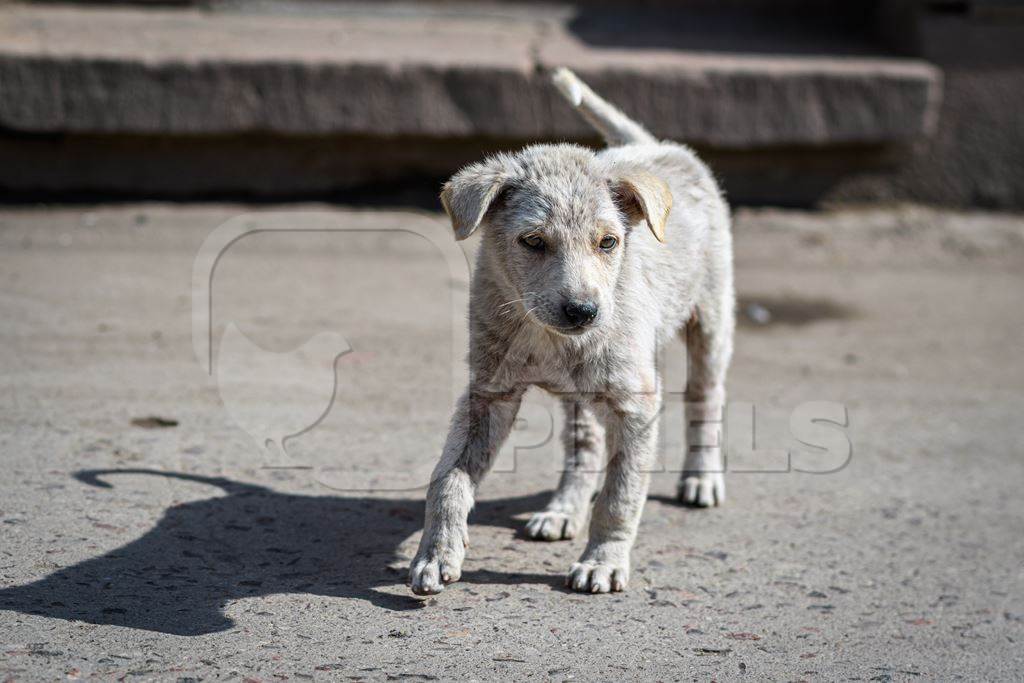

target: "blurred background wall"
[1,0,1022,208]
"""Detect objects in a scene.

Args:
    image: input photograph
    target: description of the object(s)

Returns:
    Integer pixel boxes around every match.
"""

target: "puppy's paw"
[408,539,464,596]
[566,560,629,594]
[566,543,630,593]
[524,510,582,541]
[678,471,725,507]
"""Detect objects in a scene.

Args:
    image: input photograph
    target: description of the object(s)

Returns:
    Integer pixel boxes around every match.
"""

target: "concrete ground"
[1,203,1023,681]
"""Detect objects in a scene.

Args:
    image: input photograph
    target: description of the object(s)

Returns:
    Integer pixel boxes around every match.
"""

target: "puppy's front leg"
[567,391,660,593]
[409,386,523,595]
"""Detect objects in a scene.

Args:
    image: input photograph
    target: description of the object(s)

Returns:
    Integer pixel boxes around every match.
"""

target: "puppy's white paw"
[408,543,463,596]
[566,560,629,593]
[524,510,582,541]
[566,543,630,593]
[678,471,725,507]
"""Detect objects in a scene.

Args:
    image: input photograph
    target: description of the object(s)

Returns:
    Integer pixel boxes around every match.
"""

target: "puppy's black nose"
[563,300,599,327]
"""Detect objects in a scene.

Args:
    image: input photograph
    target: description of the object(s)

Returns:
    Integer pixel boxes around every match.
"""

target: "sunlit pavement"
[1,204,1022,680]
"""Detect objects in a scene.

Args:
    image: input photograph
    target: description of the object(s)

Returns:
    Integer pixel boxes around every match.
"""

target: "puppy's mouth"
[553,324,592,336]
[542,320,599,337]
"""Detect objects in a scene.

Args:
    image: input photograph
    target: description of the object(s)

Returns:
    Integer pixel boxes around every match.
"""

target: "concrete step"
[1,3,940,148]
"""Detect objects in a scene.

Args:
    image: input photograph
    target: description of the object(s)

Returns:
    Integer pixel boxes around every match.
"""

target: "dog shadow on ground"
[0,469,555,636]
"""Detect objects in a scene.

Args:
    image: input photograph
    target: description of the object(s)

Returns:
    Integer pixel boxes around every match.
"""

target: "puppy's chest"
[514,344,613,396]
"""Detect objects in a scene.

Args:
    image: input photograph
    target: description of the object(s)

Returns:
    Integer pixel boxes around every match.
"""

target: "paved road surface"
[1,204,1022,680]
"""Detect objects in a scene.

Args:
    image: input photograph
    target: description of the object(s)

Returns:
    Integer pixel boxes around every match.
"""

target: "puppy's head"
[441,144,672,337]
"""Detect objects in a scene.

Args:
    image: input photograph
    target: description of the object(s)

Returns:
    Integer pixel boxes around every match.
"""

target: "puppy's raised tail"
[551,67,656,146]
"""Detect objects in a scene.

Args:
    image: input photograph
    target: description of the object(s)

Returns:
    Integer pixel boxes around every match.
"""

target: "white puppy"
[410,68,734,595]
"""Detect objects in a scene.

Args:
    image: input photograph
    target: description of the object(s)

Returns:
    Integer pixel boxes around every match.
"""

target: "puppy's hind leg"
[678,292,734,507]
[524,399,603,541]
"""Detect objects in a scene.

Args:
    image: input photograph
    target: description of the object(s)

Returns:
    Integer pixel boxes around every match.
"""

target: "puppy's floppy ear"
[440,157,513,241]
[610,171,673,243]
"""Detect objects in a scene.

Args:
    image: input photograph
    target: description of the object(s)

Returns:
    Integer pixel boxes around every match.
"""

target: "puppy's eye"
[599,235,618,251]
[520,234,545,251]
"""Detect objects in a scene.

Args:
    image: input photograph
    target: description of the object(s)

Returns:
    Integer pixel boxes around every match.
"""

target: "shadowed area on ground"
[0,469,555,636]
